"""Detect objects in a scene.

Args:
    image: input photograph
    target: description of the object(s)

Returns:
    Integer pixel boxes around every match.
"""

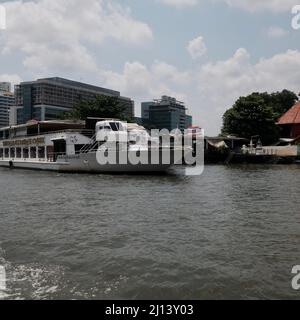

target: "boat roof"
[127,123,147,131]
[205,136,249,141]
[0,120,85,132]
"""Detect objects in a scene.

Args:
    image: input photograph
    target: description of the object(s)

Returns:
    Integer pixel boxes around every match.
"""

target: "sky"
[1,0,300,135]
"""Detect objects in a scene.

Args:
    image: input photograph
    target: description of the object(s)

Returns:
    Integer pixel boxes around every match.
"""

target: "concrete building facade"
[10,77,134,125]
[0,82,11,93]
[141,96,192,131]
[0,83,14,128]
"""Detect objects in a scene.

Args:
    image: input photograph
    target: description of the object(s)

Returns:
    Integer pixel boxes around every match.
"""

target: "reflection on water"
[0,165,300,299]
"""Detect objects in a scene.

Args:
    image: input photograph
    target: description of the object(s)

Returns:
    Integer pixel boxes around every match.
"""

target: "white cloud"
[219,0,298,12]
[156,0,198,8]
[187,36,207,59]
[1,49,299,136]
[267,26,289,38]
[156,0,298,12]
[195,48,300,134]
[151,61,191,86]
[102,49,300,135]
[1,0,153,74]
[0,47,290,135]
[103,61,191,114]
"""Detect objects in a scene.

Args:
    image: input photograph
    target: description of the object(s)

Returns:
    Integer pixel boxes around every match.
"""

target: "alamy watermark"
[292,5,300,30]
[0,265,6,293]
[95,127,204,176]
[0,5,6,30]
[292,265,300,290]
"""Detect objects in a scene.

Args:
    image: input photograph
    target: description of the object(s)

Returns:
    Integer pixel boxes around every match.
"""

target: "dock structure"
[203,136,248,163]
[203,135,300,164]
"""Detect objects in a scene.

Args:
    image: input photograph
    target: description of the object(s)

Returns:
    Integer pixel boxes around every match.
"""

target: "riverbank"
[205,150,300,165]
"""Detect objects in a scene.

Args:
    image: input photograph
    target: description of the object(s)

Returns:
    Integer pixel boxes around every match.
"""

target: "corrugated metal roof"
[278,101,300,125]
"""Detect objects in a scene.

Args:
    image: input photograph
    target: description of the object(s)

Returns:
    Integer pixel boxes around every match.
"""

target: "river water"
[0,165,300,300]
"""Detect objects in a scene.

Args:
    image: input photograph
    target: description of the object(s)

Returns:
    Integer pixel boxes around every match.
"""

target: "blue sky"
[124,0,296,63]
[1,0,300,134]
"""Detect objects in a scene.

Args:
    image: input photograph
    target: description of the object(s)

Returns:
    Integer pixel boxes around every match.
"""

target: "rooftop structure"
[277,101,300,139]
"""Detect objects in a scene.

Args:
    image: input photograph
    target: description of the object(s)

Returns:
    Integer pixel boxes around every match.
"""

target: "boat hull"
[0,150,176,173]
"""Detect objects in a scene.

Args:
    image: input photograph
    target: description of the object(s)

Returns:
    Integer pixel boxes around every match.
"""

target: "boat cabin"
[0,120,92,162]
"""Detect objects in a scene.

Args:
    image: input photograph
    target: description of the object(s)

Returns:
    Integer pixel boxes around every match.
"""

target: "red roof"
[278,101,300,125]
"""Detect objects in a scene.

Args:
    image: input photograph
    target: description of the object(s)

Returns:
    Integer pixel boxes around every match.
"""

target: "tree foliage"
[63,95,132,121]
[222,90,298,144]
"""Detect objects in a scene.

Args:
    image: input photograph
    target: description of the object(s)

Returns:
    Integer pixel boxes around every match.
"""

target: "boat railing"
[79,134,97,153]
[0,154,62,162]
[47,152,68,162]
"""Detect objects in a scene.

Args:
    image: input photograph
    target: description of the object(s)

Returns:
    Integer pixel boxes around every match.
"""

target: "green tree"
[222,90,298,144]
[260,90,298,119]
[63,95,132,121]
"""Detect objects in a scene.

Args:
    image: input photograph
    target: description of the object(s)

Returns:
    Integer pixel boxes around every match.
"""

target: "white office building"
[0,83,14,128]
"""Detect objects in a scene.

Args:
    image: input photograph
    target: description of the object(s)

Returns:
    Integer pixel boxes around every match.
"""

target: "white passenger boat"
[0,119,185,173]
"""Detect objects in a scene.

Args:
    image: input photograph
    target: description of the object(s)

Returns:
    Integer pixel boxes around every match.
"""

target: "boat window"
[23,148,29,159]
[75,145,85,153]
[0,149,3,158]
[10,148,15,158]
[110,122,120,131]
[47,146,54,162]
[53,140,66,159]
[98,126,111,130]
[16,148,22,158]
[4,148,9,158]
[38,147,45,159]
[30,147,36,159]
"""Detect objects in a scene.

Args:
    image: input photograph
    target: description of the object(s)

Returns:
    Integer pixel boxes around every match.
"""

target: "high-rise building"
[0,82,11,93]
[141,96,192,131]
[10,77,134,125]
[185,115,193,128]
[0,83,14,128]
